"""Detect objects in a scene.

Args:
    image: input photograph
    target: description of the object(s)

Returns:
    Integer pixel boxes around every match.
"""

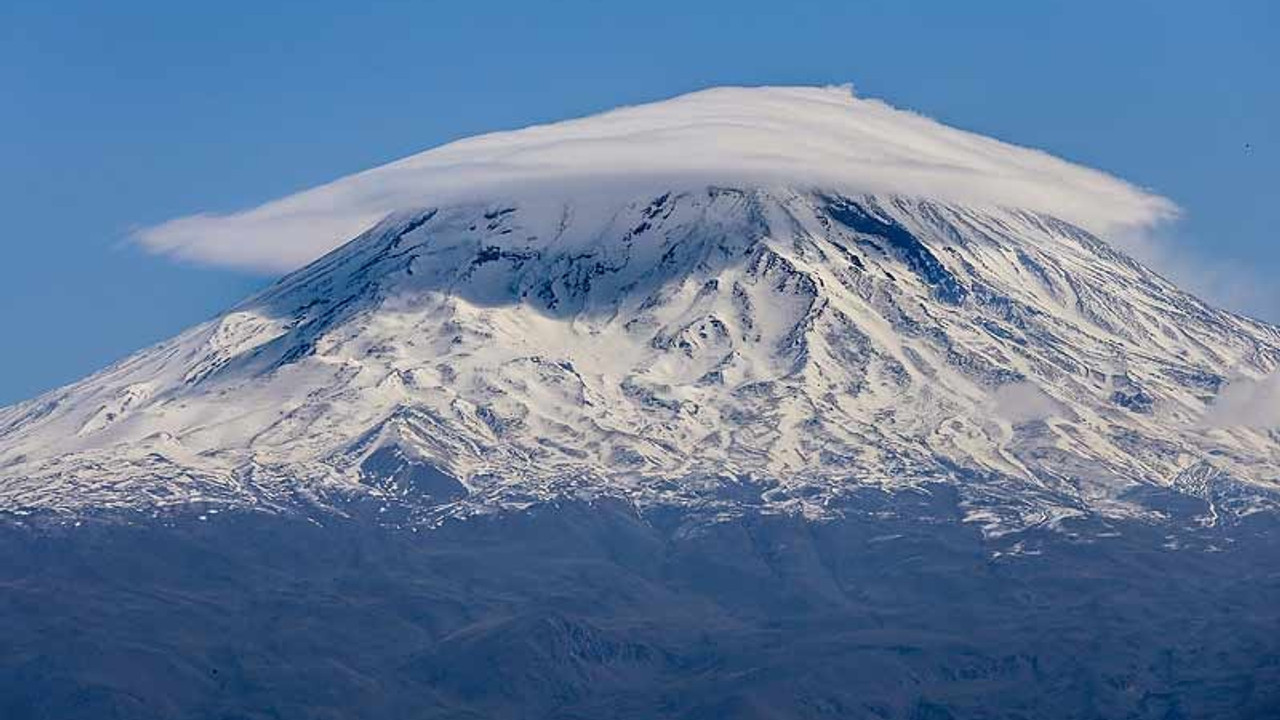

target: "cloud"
[134,85,1177,273]
[1123,238,1280,323]
[1202,372,1280,429]
[990,382,1062,423]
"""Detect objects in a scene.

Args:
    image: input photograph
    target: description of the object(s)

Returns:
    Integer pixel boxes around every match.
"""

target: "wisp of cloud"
[1203,372,1280,429]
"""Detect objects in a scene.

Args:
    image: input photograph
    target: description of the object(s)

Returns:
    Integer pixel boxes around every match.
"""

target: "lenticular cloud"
[135,85,1178,273]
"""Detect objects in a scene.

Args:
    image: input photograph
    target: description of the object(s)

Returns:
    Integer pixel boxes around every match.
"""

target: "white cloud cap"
[136,85,1178,273]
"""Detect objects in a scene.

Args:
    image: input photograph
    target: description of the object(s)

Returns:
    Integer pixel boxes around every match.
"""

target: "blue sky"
[1,0,1275,405]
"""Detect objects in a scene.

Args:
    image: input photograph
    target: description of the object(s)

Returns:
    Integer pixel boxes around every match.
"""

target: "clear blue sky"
[1,0,1275,405]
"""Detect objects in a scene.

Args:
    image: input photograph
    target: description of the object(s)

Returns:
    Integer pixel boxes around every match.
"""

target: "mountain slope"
[3,188,1278,531]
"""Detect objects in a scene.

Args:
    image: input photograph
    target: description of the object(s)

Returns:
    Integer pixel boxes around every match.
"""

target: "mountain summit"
[2,87,1278,533]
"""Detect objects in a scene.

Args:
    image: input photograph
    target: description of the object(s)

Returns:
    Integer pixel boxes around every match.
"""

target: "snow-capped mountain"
[2,87,1278,532]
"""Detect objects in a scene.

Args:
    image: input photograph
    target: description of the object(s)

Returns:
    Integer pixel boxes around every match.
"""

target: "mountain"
[3,86,1280,719]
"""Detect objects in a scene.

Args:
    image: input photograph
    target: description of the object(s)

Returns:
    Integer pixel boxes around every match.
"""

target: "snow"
[135,85,1177,272]
[3,189,1278,531]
